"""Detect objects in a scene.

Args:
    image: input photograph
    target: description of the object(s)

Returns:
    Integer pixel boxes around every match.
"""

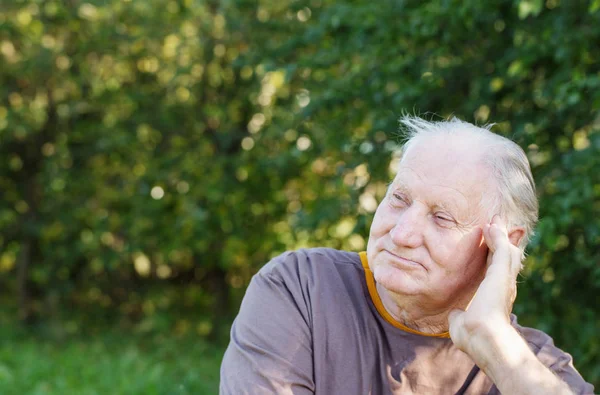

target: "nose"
[390,203,426,248]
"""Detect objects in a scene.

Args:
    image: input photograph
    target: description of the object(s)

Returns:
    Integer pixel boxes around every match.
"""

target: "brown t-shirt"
[220,248,594,394]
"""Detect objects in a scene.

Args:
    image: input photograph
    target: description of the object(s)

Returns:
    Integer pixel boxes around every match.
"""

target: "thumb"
[448,309,467,347]
[448,308,464,327]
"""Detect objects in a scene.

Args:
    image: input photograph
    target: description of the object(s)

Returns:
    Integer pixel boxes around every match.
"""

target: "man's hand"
[448,215,521,357]
[448,216,575,395]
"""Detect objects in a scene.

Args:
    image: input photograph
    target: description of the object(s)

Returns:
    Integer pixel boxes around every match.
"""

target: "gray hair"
[398,115,539,251]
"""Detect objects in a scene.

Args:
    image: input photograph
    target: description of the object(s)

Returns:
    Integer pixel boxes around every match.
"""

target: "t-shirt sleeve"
[519,325,595,395]
[537,340,594,395]
[220,252,315,395]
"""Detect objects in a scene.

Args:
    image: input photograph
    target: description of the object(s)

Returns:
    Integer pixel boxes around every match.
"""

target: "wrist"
[466,321,525,376]
[476,324,529,382]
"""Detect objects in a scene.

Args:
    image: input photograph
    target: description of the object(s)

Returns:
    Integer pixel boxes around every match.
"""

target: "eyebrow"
[389,181,463,217]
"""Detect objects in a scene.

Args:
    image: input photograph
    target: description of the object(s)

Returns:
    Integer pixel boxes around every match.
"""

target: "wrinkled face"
[366,136,492,310]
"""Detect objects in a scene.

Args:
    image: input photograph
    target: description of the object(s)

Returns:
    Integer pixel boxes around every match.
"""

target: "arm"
[467,318,575,395]
[220,253,315,395]
[448,217,589,395]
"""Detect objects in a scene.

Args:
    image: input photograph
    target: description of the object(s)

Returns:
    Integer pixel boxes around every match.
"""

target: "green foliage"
[0,0,599,389]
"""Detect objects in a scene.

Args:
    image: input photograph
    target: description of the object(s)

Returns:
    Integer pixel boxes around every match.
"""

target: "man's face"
[366,136,492,310]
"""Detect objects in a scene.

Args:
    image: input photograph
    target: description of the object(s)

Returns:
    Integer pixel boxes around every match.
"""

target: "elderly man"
[220,116,594,394]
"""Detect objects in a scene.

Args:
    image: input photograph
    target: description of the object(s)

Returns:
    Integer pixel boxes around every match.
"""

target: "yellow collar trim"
[358,251,450,339]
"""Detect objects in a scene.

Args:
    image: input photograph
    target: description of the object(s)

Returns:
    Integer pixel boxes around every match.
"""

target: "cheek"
[367,203,395,263]
[428,228,486,272]
[369,203,394,237]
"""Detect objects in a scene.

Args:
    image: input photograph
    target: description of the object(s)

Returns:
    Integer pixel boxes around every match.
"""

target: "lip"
[383,250,425,270]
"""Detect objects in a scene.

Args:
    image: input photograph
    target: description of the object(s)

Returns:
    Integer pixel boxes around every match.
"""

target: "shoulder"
[511,315,568,365]
[241,248,364,337]
[258,247,362,280]
[512,315,595,394]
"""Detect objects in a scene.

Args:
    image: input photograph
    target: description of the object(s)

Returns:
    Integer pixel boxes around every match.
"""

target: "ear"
[507,226,526,248]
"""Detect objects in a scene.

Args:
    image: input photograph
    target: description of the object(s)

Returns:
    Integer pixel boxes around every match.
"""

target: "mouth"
[383,250,425,270]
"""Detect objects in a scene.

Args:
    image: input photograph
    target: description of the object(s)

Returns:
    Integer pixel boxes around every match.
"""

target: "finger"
[510,285,518,305]
[510,246,523,278]
[483,215,509,253]
[483,232,511,275]
[479,218,520,310]
[484,216,524,278]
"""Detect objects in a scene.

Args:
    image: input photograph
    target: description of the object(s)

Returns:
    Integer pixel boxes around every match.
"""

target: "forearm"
[471,323,574,395]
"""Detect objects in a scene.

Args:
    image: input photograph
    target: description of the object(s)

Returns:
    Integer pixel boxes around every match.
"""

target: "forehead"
[393,135,492,217]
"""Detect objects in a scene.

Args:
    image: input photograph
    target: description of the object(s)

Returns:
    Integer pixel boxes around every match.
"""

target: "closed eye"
[434,213,457,228]
[392,193,410,205]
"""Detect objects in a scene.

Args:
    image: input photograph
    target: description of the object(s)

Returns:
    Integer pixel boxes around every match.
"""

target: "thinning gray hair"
[398,115,539,251]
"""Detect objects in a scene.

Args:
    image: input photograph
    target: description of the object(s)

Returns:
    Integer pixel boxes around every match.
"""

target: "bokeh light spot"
[151,186,165,200]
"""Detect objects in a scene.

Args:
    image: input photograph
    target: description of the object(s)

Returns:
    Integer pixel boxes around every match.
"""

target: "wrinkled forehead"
[393,135,494,219]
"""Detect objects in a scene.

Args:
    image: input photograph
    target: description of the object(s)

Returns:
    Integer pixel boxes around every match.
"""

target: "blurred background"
[1,0,599,393]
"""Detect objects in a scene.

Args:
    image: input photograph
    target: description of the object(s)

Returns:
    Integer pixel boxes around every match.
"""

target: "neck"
[375,283,472,334]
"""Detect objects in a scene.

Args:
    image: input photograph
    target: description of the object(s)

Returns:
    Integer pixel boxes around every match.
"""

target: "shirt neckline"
[358,251,451,339]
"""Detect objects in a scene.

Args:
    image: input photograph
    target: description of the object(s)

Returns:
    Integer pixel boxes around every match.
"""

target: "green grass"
[0,326,224,394]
